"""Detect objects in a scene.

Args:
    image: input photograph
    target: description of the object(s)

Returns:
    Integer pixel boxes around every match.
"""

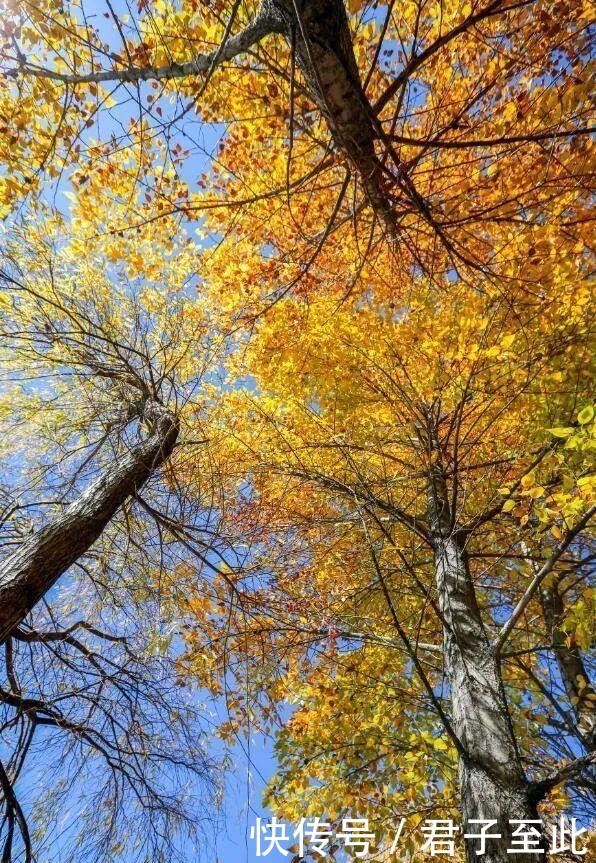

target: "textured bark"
[539,581,595,750]
[269,0,400,235]
[427,446,543,863]
[0,401,179,645]
[6,6,281,85]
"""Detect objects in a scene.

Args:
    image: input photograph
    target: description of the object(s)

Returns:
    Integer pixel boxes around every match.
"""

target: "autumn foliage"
[0,1,594,861]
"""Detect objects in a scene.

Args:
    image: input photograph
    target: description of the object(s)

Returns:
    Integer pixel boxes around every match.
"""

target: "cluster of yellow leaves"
[264,652,460,854]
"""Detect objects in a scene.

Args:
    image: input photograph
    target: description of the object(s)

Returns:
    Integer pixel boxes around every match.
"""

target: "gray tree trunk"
[428,447,543,863]
[539,581,595,750]
[0,401,178,644]
[269,0,400,235]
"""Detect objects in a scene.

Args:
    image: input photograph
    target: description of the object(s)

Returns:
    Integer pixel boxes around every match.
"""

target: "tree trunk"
[539,580,595,750]
[0,401,179,645]
[269,0,400,235]
[427,443,543,863]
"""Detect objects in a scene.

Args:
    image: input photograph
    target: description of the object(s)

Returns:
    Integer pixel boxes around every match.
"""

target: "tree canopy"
[0,1,594,862]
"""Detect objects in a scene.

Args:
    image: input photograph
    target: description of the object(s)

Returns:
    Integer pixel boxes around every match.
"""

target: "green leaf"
[546,426,574,438]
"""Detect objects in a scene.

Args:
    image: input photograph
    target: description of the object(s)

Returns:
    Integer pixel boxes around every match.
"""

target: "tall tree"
[0,222,225,861]
[182,279,595,862]
[0,2,593,861]
[1,0,591,281]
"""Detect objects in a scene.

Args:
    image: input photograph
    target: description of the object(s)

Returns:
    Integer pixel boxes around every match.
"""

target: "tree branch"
[374,0,533,115]
[0,400,179,644]
[3,5,281,86]
[494,505,596,657]
[529,752,596,802]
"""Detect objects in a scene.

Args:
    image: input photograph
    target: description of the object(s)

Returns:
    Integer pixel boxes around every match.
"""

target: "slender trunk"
[0,401,179,644]
[427,444,542,863]
[539,581,595,750]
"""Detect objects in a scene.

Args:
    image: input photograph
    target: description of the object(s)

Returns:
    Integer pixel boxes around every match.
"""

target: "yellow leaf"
[501,334,516,350]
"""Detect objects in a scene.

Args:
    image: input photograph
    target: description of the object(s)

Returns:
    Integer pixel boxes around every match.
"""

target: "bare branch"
[530,752,596,802]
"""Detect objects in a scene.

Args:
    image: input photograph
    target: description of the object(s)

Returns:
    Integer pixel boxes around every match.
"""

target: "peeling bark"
[0,401,179,645]
[427,436,543,863]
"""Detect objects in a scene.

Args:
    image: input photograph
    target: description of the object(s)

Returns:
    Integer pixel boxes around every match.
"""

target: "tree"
[0,223,225,861]
[1,0,592,281]
[0,2,593,862]
[179,265,594,860]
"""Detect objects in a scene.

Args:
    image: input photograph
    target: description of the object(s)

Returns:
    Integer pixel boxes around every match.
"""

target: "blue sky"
[214,736,288,863]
